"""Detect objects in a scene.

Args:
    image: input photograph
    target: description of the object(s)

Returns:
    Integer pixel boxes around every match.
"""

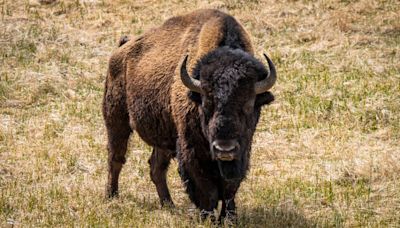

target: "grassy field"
[1,0,399,227]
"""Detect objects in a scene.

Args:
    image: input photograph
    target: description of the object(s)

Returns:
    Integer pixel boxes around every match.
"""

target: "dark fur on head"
[190,47,274,107]
[184,47,274,184]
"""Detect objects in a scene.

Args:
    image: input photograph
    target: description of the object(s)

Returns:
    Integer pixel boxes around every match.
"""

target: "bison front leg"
[219,181,240,223]
[189,170,219,221]
[148,147,175,207]
[220,198,237,224]
[179,162,219,221]
[199,190,219,222]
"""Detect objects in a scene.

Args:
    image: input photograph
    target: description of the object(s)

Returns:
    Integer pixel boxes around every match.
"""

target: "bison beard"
[217,160,243,180]
[103,9,276,222]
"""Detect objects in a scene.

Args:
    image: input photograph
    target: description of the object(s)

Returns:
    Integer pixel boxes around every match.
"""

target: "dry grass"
[1,0,399,227]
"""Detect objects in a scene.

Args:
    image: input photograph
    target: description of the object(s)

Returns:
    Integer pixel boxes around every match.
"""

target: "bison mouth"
[217,160,244,181]
[215,152,236,161]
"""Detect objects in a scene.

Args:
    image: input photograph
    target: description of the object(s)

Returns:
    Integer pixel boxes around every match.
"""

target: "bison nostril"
[212,139,238,152]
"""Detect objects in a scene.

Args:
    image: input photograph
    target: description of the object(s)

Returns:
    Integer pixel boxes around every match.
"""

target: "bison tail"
[118,35,130,47]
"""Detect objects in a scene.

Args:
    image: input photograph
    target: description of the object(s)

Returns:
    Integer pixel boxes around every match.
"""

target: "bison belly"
[126,79,177,151]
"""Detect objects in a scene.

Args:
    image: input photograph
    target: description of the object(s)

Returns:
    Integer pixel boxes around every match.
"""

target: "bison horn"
[179,55,203,94]
[255,53,277,94]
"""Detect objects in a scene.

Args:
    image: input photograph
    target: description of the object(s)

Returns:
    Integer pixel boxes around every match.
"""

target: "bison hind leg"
[104,117,131,198]
[103,73,132,198]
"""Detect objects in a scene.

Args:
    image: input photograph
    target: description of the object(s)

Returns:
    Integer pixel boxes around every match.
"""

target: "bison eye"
[243,99,255,114]
[201,99,214,119]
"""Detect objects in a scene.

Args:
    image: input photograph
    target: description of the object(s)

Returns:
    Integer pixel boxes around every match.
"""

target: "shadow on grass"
[237,206,315,228]
[119,193,161,210]
[112,194,315,227]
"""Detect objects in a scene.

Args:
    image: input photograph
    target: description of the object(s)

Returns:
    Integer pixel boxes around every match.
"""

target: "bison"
[103,9,276,221]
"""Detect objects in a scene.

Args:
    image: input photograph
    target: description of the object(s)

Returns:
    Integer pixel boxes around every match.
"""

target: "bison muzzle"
[102,9,276,222]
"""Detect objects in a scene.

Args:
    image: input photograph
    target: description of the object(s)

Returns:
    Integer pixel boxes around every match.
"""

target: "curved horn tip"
[179,55,203,94]
[254,53,277,94]
[263,53,273,65]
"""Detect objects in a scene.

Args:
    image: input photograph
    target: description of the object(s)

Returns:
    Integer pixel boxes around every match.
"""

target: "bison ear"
[255,91,274,107]
[188,91,202,104]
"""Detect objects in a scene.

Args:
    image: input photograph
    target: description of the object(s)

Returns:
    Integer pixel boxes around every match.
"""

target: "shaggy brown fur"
[103,9,275,222]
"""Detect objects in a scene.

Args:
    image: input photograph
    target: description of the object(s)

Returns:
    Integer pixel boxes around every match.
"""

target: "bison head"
[179,48,276,179]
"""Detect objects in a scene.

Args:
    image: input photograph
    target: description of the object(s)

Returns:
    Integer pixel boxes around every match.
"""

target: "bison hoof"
[160,199,175,208]
[105,187,119,198]
[200,210,217,223]
[219,212,238,226]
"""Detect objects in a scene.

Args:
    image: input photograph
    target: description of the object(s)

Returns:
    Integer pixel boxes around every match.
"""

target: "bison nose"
[212,139,239,161]
[212,139,237,151]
